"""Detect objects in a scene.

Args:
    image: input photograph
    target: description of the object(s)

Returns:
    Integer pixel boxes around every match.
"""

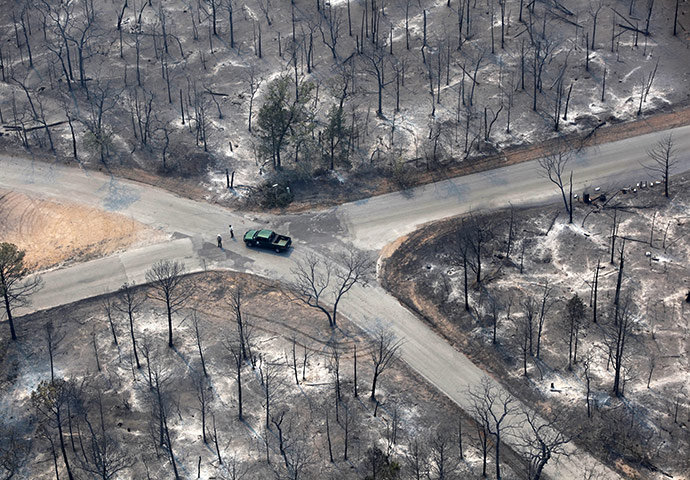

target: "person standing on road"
[229,225,234,238]
[217,234,223,248]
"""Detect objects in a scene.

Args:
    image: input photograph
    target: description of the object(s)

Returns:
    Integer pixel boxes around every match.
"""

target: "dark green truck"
[243,229,292,252]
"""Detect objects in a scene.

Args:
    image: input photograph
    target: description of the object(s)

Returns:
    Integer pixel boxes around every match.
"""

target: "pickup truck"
[243,229,292,252]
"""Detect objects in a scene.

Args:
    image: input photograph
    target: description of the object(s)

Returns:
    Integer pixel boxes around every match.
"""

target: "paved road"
[3,124,690,479]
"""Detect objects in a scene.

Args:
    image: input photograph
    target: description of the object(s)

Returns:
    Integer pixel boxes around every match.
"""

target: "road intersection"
[3,123,690,478]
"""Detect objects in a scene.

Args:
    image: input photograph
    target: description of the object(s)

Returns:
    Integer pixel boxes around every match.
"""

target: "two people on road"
[217,225,235,249]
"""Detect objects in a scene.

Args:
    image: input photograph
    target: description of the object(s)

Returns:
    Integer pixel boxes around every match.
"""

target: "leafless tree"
[319,5,343,60]
[195,372,210,444]
[428,427,458,479]
[290,249,372,328]
[77,384,132,479]
[146,260,194,348]
[114,282,145,369]
[328,343,342,407]
[589,0,604,50]
[565,294,586,370]
[519,409,572,480]
[128,87,156,148]
[369,328,402,401]
[538,150,573,223]
[644,134,677,198]
[224,339,245,420]
[261,360,282,430]
[514,298,535,376]
[404,439,429,479]
[604,293,636,397]
[80,80,120,165]
[247,66,263,132]
[0,426,31,479]
[229,285,252,362]
[222,0,235,47]
[31,379,76,480]
[535,281,554,359]
[101,296,119,346]
[360,45,388,117]
[469,377,519,480]
[149,361,181,479]
[190,310,208,377]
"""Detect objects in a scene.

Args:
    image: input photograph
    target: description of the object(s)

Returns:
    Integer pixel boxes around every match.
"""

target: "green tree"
[324,103,351,170]
[256,75,314,169]
[0,243,42,340]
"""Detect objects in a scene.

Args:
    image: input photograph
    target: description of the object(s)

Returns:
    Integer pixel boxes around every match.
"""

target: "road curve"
[3,123,689,479]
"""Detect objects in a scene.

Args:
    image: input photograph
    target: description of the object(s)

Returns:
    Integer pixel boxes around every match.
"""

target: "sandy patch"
[0,189,161,271]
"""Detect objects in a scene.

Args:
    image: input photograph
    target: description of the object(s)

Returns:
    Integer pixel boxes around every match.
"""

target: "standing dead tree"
[605,293,636,397]
[535,281,553,359]
[519,409,572,480]
[146,260,194,348]
[290,249,372,328]
[149,362,181,479]
[644,134,677,198]
[538,150,573,223]
[469,377,519,480]
[566,294,586,370]
[228,285,254,364]
[31,379,76,480]
[224,339,245,420]
[369,328,402,401]
[115,282,145,370]
[77,383,132,479]
[360,45,388,117]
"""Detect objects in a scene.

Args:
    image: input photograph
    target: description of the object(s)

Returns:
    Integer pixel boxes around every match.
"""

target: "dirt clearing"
[0,189,161,271]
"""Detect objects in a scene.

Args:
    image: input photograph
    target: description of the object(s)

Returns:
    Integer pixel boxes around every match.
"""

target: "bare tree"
[246,66,263,132]
[429,427,458,479]
[0,426,31,479]
[146,260,194,348]
[31,379,76,480]
[469,377,519,480]
[644,134,677,198]
[115,282,145,369]
[520,409,572,480]
[150,362,181,479]
[191,310,208,377]
[290,249,371,328]
[589,0,604,50]
[0,242,43,340]
[101,296,119,346]
[535,281,553,359]
[605,293,636,397]
[195,373,210,444]
[404,439,428,479]
[514,299,534,376]
[360,45,388,117]
[77,384,132,479]
[566,294,586,370]
[80,80,120,165]
[224,339,245,420]
[369,328,402,401]
[538,151,573,223]
[229,285,251,362]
